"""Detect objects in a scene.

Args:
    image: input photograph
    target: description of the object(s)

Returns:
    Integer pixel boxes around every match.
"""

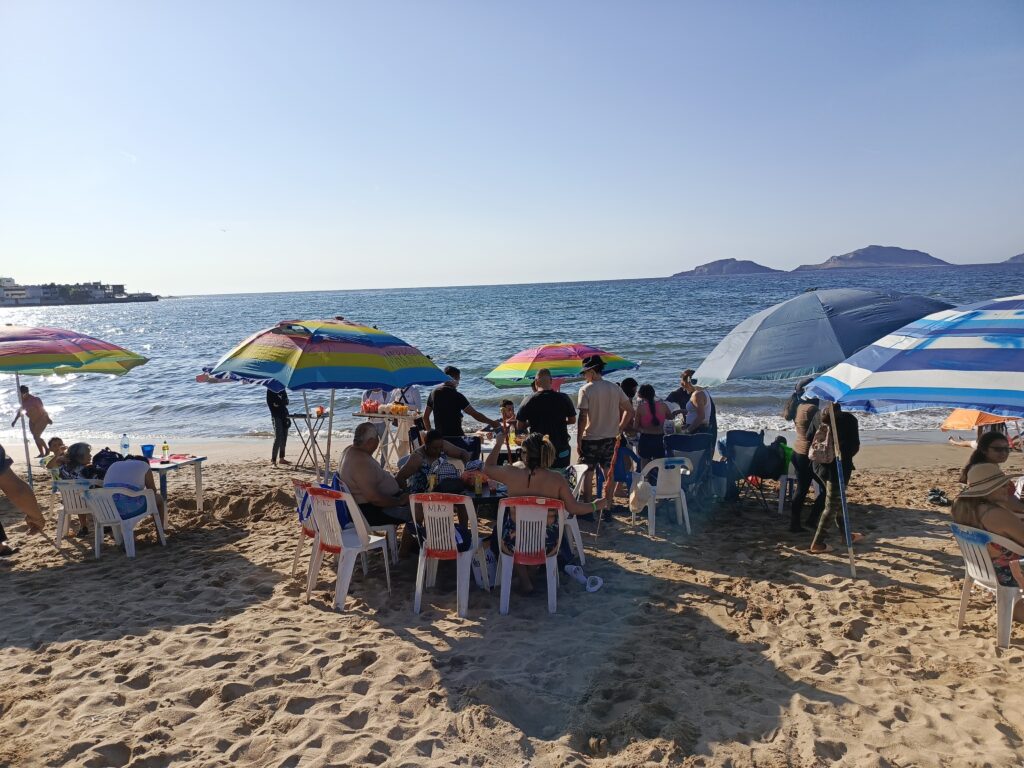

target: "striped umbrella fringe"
[806,295,1024,417]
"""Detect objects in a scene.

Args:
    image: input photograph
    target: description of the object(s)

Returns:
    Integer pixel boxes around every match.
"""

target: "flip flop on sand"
[586,575,604,593]
[808,542,832,554]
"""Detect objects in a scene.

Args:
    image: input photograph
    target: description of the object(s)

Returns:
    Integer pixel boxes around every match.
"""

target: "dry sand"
[1,441,1023,767]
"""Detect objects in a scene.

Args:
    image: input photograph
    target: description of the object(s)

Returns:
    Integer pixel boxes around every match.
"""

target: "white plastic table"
[352,412,417,470]
[148,456,207,514]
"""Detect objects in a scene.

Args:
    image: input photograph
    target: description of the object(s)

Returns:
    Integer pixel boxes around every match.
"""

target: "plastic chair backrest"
[410,492,478,559]
[568,462,604,499]
[949,523,1022,588]
[643,458,691,496]
[306,486,372,544]
[84,487,155,523]
[55,479,93,515]
[292,479,314,526]
[664,434,714,483]
[497,496,565,566]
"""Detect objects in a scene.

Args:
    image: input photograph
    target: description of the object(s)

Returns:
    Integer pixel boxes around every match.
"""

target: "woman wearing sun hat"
[952,463,1024,608]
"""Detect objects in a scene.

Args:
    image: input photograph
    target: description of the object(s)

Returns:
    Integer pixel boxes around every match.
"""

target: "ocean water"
[2,264,1023,448]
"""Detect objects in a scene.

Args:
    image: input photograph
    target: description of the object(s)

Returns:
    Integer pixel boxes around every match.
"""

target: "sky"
[1,1,1022,295]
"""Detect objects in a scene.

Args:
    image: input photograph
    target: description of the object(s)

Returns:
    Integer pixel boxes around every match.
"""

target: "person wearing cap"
[576,355,634,502]
[953,463,1024,606]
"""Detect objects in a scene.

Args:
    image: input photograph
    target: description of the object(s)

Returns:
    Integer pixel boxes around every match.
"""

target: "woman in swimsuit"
[484,431,606,594]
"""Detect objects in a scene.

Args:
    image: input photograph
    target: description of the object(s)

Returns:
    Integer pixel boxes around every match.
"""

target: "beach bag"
[808,423,835,464]
[628,476,654,515]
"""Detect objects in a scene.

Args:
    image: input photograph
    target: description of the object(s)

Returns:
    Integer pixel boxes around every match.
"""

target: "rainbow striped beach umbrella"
[202,318,446,392]
[484,343,639,389]
[0,324,148,376]
[202,318,448,478]
[1,324,148,483]
[805,295,1024,417]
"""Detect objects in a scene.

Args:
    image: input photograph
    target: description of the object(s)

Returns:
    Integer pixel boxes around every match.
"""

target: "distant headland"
[0,277,158,308]
[672,244,1024,277]
[671,258,782,277]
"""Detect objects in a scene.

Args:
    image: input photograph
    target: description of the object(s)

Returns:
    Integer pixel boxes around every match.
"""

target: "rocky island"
[672,258,782,277]
[794,245,950,271]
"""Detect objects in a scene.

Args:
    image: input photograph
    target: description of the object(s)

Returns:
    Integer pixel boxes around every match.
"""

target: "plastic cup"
[141,444,155,459]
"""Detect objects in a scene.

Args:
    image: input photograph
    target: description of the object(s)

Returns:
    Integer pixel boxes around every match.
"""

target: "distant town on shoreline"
[0,277,158,307]
[672,244,1024,277]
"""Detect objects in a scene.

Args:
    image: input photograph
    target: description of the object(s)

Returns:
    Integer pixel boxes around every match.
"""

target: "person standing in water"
[11,385,51,457]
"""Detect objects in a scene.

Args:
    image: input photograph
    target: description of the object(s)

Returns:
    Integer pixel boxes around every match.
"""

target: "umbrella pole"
[812,402,855,578]
[323,389,336,483]
[14,374,33,486]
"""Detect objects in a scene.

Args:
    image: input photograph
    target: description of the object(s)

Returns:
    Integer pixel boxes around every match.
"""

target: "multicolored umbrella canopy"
[806,295,1024,417]
[694,289,953,386]
[484,343,639,389]
[0,324,148,376]
[202,318,448,392]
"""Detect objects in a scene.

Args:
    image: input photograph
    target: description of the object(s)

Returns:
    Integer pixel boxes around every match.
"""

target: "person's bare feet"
[278,458,291,465]
[809,541,831,554]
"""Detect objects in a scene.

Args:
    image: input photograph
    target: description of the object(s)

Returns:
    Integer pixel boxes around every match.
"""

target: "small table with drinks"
[355,402,419,470]
[147,445,208,516]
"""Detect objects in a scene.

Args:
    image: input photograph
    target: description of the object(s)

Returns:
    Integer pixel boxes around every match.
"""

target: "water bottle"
[161,440,170,461]
[120,433,130,455]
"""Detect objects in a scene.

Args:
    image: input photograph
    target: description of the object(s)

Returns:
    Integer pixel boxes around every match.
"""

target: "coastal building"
[0,277,157,307]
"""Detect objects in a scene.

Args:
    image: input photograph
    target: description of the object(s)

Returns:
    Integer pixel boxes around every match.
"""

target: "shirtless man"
[338,423,411,526]
[11,385,51,457]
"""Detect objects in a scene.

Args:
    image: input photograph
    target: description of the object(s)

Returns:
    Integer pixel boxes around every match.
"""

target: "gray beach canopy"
[694,288,953,386]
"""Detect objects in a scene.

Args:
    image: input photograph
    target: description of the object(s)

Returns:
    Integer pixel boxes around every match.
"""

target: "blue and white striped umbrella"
[805,295,1024,417]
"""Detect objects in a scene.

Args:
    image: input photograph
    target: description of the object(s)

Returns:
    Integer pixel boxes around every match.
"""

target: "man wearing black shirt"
[516,369,576,469]
[424,366,499,437]
[266,388,290,465]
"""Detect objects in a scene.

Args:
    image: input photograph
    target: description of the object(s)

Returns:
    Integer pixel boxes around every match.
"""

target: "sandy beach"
[2,438,1022,767]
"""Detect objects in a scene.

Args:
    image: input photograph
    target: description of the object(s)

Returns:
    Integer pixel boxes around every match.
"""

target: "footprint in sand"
[338,649,378,675]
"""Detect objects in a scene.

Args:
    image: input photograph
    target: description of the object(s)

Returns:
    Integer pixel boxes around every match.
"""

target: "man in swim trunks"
[0,441,47,556]
[11,385,51,457]
[576,356,634,504]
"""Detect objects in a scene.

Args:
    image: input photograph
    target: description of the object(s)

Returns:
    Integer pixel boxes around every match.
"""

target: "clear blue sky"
[1,1,1022,294]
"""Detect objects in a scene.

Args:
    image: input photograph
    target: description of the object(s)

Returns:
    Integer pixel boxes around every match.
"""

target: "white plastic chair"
[496,496,565,615]
[555,463,590,565]
[290,479,317,577]
[950,523,1024,649]
[305,486,391,611]
[409,492,489,617]
[84,487,167,559]
[777,461,797,516]
[54,479,93,548]
[632,457,692,536]
[322,473,398,565]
